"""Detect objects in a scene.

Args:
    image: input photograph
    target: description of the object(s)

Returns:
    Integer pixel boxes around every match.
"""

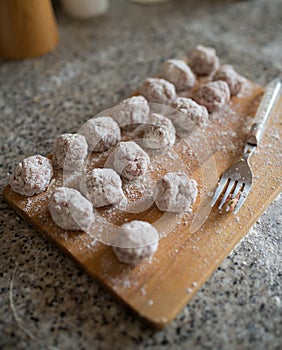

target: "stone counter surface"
[0,0,281,349]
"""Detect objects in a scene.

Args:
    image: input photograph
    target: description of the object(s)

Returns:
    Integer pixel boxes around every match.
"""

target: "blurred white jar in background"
[61,0,109,19]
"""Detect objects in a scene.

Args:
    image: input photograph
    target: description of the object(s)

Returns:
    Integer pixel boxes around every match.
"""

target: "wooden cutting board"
[3,80,282,328]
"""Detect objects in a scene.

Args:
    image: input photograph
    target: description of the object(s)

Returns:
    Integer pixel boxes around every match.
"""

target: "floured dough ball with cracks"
[160,59,196,91]
[188,45,220,76]
[111,141,150,180]
[155,172,198,213]
[48,187,94,231]
[139,78,176,105]
[143,113,176,149]
[194,80,230,113]
[52,133,88,170]
[171,97,209,128]
[112,95,150,127]
[113,220,159,265]
[81,168,125,207]
[10,155,53,196]
[213,64,245,96]
[79,116,121,152]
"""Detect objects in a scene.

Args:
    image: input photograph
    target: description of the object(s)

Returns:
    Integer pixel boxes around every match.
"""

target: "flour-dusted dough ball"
[194,80,231,113]
[160,59,196,91]
[111,141,150,180]
[155,172,198,213]
[213,64,245,96]
[113,220,159,265]
[171,97,209,128]
[139,78,176,105]
[10,155,53,196]
[81,168,124,207]
[113,95,150,127]
[143,113,176,149]
[188,45,220,76]
[48,187,94,231]
[79,116,121,152]
[52,133,88,170]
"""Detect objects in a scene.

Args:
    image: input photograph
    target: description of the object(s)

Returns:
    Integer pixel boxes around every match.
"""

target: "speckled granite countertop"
[0,0,281,349]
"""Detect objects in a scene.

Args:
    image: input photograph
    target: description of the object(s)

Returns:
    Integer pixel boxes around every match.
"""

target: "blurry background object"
[0,0,59,60]
[61,0,109,19]
[129,0,171,3]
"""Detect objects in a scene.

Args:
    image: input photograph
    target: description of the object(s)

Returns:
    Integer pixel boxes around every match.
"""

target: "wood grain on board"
[3,80,282,328]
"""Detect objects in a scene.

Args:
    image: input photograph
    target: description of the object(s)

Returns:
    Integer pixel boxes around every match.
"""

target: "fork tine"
[219,180,235,210]
[233,184,251,214]
[211,176,228,207]
[232,181,243,198]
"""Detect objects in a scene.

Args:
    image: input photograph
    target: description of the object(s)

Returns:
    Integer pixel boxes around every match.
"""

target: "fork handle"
[247,78,281,146]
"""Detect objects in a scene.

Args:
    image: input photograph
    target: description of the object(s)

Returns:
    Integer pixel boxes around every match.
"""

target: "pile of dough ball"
[112,220,159,265]
[111,141,150,180]
[188,45,219,76]
[213,64,245,96]
[10,155,53,196]
[185,46,245,113]
[48,187,94,231]
[171,97,209,128]
[194,80,231,113]
[160,59,196,91]
[143,113,176,149]
[53,133,88,170]
[9,44,247,266]
[139,78,176,105]
[81,168,124,207]
[79,116,121,152]
[112,95,150,127]
[155,172,198,213]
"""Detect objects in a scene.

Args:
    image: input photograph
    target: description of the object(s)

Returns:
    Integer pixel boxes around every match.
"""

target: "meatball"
[213,64,245,96]
[10,155,53,196]
[52,133,88,171]
[188,45,220,76]
[112,220,159,265]
[48,187,94,231]
[155,172,198,213]
[79,116,121,152]
[139,78,176,105]
[160,59,196,91]
[171,97,209,128]
[81,168,124,207]
[111,141,150,180]
[143,113,176,149]
[194,80,231,113]
[112,95,150,127]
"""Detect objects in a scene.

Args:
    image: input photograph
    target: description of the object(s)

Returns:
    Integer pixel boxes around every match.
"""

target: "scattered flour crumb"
[140,286,146,296]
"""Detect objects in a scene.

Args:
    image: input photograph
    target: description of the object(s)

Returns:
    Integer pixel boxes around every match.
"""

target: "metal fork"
[211,78,281,214]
